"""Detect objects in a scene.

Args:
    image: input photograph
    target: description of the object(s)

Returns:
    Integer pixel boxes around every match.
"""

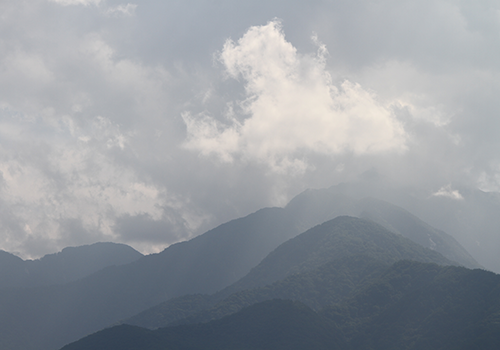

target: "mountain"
[126,255,388,329]
[285,189,480,269]
[0,242,143,289]
[0,207,301,350]
[0,186,479,350]
[61,261,500,350]
[311,177,499,272]
[227,216,453,293]
[0,250,26,289]
[125,216,453,329]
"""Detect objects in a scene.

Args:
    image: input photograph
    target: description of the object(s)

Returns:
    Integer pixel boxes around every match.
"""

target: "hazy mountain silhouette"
[315,176,499,272]
[0,242,143,289]
[0,207,302,350]
[0,250,26,289]
[285,189,480,269]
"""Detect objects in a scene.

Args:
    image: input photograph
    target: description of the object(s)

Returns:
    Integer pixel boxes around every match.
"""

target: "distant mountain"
[61,261,500,350]
[0,250,26,288]
[0,207,302,350]
[314,178,499,272]
[0,242,143,289]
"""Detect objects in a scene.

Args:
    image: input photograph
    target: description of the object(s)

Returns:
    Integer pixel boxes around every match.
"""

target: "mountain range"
[0,183,494,349]
[63,247,500,349]
[62,261,500,350]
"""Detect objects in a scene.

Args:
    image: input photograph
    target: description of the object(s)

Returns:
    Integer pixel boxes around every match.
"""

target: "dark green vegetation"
[323,260,500,349]
[63,261,500,350]
[0,186,487,350]
[138,255,389,328]
[0,242,143,289]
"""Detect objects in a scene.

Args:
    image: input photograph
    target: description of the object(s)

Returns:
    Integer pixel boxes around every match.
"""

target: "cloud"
[432,185,464,200]
[183,21,407,171]
[0,4,187,257]
[0,109,167,256]
[104,4,137,17]
[2,0,500,265]
[49,0,137,17]
[49,0,102,6]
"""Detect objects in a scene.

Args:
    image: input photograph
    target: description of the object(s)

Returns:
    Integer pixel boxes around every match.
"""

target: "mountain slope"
[0,207,302,350]
[323,260,500,349]
[286,188,480,269]
[228,216,452,293]
[61,300,345,350]
[356,197,479,269]
[133,255,388,328]
[126,216,453,329]
[0,250,26,289]
[304,178,496,272]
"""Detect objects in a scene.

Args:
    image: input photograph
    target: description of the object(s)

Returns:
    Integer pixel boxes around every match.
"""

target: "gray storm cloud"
[0,0,499,261]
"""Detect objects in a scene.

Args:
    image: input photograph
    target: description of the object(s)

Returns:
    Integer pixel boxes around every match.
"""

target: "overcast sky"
[1,0,500,258]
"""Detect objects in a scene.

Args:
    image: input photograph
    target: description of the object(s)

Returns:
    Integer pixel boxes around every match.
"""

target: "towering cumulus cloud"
[183,21,407,171]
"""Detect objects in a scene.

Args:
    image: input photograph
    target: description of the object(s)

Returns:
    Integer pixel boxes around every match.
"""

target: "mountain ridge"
[125,216,456,329]
[0,242,143,289]
[0,186,482,350]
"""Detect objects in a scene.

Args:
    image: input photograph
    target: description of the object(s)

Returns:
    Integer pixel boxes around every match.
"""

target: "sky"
[1,0,500,259]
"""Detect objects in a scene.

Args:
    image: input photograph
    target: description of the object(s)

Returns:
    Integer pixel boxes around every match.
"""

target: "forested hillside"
[62,261,500,350]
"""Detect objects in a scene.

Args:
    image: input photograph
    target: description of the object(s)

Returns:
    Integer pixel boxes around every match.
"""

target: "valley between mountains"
[0,183,498,350]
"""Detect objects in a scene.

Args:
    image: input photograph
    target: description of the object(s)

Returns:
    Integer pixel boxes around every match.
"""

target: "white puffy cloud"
[183,21,407,171]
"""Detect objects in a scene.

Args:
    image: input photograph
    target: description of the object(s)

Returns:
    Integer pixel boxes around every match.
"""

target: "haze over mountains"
[61,216,500,350]
[0,183,494,350]
[124,216,457,330]
[315,177,500,273]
